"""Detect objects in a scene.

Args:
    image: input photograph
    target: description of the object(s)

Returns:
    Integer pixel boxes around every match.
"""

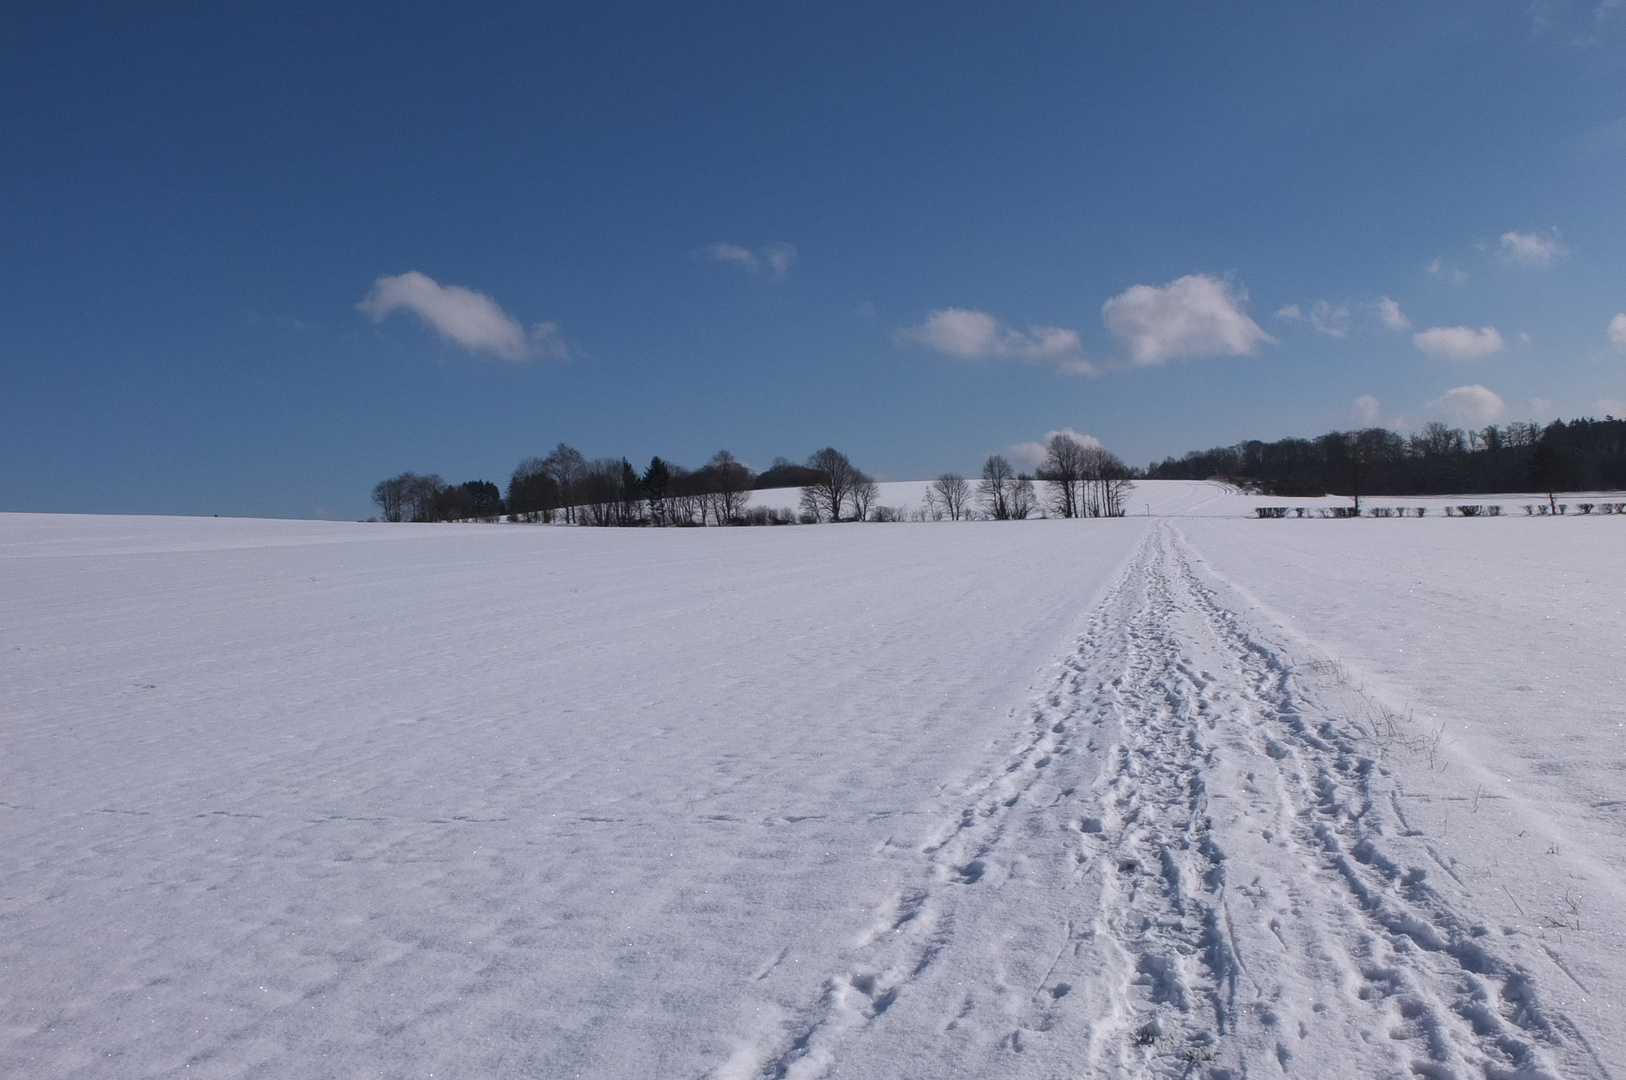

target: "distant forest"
[371,417,1625,526]
[372,436,1132,525]
[1147,417,1626,498]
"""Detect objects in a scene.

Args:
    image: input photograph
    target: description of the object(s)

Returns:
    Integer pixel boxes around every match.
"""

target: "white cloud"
[1352,394,1381,425]
[1309,300,1351,338]
[700,241,798,280]
[1375,296,1411,330]
[1413,325,1505,360]
[901,308,1096,375]
[1499,230,1565,266]
[1007,428,1103,468]
[1609,313,1626,348]
[1428,385,1506,426]
[1101,274,1272,365]
[1597,397,1626,417]
[358,271,540,361]
[1273,304,1304,322]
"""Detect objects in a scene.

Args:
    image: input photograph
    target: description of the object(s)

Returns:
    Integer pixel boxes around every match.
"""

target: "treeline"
[919,437,1131,521]
[1147,417,1626,497]
[372,432,1135,525]
[372,445,882,525]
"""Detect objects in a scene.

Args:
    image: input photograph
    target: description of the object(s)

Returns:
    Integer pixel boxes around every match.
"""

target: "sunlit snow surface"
[3,483,1623,1078]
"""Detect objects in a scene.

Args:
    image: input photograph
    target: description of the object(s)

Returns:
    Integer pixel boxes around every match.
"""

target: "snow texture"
[2,485,1622,1078]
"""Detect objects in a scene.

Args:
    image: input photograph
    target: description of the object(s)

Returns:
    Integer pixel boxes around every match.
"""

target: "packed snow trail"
[748,525,1605,1079]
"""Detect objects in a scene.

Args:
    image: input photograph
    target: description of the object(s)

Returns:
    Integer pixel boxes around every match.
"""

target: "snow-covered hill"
[2,510,1621,1077]
[751,477,1624,520]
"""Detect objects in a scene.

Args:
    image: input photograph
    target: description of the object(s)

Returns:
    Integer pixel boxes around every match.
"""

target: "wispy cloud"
[1375,297,1411,330]
[1007,427,1103,468]
[1428,384,1506,426]
[1530,0,1623,46]
[760,242,797,278]
[900,308,1096,375]
[529,322,574,362]
[1101,274,1272,365]
[699,241,799,280]
[358,272,568,362]
[1499,230,1565,267]
[1426,258,1467,283]
[1281,296,1408,335]
[1413,325,1505,360]
[1308,300,1351,338]
[1609,312,1626,349]
[701,242,757,269]
[1352,394,1381,425]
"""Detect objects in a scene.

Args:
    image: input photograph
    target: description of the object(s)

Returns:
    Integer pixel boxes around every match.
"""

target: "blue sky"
[3,1,1624,518]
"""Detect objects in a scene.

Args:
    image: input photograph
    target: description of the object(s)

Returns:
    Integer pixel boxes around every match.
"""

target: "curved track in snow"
[749,525,1607,1080]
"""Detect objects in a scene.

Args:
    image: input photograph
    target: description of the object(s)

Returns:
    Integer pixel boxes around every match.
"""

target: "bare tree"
[577,458,623,525]
[372,474,410,522]
[1010,474,1036,519]
[542,443,588,523]
[670,464,707,525]
[921,486,945,521]
[848,472,879,521]
[932,473,972,520]
[977,455,1014,519]
[702,450,756,524]
[403,473,447,522]
[1039,434,1087,517]
[1037,434,1132,518]
[1078,445,1133,518]
[800,447,861,522]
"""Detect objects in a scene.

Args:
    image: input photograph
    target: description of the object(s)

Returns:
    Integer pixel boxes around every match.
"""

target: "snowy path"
[752,526,1608,1079]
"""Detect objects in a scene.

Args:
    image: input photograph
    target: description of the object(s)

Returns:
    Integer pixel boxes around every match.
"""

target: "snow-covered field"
[3,482,1623,1078]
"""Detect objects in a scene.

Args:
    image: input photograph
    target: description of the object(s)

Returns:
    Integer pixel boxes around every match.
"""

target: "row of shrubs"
[1524,502,1626,515]
[1255,501,1626,519]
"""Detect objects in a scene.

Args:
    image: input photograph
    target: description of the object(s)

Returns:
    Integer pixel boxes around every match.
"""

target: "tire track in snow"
[744,526,1605,1080]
